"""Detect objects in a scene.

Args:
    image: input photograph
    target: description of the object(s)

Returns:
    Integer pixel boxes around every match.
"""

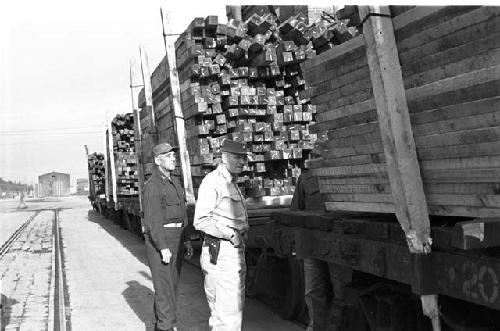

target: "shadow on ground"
[122,280,155,331]
[1,294,18,329]
[85,209,210,331]
[86,210,149,266]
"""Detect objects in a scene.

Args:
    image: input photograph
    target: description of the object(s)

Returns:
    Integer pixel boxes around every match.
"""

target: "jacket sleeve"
[290,174,305,211]
[193,177,235,239]
[144,182,169,250]
[181,201,195,242]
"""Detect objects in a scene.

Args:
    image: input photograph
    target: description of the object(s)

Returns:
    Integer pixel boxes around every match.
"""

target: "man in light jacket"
[194,139,249,331]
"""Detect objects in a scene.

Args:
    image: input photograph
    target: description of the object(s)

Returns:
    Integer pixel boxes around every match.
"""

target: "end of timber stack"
[139,11,357,200]
[305,6,500,218]
[88,152,105,195]
[111,113,139,196]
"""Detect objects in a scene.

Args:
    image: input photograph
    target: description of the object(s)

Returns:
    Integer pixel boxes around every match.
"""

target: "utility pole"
[160,7,195,205]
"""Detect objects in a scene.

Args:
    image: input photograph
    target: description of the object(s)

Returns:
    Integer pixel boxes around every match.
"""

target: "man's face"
[155,151,176,171]
[223,152,247,175]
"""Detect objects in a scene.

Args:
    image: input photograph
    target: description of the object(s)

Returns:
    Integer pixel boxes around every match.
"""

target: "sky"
[0,0,478,186]
[0,0,230,186]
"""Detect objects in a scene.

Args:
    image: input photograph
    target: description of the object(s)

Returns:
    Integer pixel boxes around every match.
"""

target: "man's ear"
[154,155,160,166]
[221,152,228,164]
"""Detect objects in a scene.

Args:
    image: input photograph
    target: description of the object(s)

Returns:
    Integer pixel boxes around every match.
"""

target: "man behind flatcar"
[143,142,193,331]
[194,139,249,331]
[291,149,352,331]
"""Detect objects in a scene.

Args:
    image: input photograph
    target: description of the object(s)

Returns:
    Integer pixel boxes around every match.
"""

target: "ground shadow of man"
[122,280,156,331]
[1,294,19,329]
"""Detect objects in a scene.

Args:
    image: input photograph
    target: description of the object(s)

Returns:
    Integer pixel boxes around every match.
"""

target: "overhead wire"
[0,124,103,134]
[0,131,103,136]
[0,136,102,146]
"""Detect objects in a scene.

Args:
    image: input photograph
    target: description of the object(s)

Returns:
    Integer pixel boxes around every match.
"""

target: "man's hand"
[184,241,193,260]
[230,230,244,248]
[160,248,172,264]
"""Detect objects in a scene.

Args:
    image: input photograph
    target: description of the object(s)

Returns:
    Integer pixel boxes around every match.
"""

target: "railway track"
[52,209,69,331]
[0,209,70,331]
[0,211,39,259]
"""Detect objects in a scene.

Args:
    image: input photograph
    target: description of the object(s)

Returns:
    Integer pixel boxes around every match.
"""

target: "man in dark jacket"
[291,153,352,331]
[143,142,193,331]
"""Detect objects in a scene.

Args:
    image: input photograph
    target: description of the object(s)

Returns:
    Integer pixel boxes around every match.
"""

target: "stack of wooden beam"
[151,56,177,146]
[174,13,351,197]
[302,13,358,55]
[111,113,139,196]
[88,152,105,195]
[303,6,500,217]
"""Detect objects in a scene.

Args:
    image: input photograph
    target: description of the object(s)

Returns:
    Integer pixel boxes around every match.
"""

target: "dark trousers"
[145,228,184,330]
[304,258,353,331]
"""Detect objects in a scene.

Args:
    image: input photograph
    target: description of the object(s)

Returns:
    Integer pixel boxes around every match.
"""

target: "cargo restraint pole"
[359,6,441,331]
[139,45,156,136]
[107,116,118,209]
[84,145,95,201]
[129,59,145,217]
[160,8,195,206]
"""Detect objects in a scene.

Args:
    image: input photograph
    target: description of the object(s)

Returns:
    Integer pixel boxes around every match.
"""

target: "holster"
[205,235,221,265]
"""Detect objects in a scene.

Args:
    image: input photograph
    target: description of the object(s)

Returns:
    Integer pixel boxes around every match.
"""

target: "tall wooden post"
[161,8,195,205]
[84,145,95,200]
[139,45,156,139]
[107,121,118,208]
[130,59,145,215]
[359,6,440,330]
[103,116,110,203]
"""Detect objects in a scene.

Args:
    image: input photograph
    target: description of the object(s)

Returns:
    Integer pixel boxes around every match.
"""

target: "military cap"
[222,140,248,155]
[153,142,178,157]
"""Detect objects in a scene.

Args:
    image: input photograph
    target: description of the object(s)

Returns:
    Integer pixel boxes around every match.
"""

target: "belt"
[163,222,183,228]
[204,233,228,241]
[204,231,247,241]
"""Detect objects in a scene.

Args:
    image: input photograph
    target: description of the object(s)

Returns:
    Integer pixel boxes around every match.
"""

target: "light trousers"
[200,240,246,331]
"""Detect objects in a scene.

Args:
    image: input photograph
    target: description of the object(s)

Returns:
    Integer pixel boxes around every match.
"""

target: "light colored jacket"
[194,164,248,239]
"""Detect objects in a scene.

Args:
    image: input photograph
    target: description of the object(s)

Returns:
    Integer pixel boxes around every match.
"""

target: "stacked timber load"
[88,152,105,195]
[304,6,500,218]
[151,55,177,148]
[304,12,359,55]
[137,54,181,180]
[111,113,139,196]
[173,13,355,198]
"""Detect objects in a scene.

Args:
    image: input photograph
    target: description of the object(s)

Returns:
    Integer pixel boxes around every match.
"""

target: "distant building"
[38,172,70,197]
[76,178,89,195]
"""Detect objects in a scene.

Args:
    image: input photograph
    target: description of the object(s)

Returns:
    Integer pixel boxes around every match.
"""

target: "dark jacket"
[290,169,325,211]
[143,166,190,250]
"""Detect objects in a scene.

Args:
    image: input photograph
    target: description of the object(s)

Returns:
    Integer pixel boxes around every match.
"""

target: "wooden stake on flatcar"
[359,5,441,331]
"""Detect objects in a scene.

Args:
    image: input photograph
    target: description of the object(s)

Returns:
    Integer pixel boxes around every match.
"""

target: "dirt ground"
[0,196,303,331]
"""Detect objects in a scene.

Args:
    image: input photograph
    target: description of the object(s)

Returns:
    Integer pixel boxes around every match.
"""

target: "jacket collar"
[216,164,235,183]
[153,166,170,184]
